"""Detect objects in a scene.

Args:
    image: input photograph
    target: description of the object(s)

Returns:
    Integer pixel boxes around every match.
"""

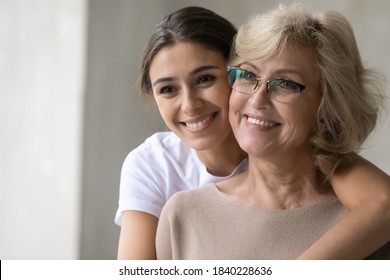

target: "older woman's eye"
[281,80,298,90]
[272,79,304,93]
[197,75,216,85]
[240,70,257,82]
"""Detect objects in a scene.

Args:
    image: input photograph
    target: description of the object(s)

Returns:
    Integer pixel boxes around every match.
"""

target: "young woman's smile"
[180,112,219,131]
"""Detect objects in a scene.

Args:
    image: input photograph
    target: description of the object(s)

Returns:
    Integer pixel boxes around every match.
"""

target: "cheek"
[282,106,318,140]
[213,83,232,107]
[229,91,245,112]
[155,99,174,123]
[301,104,319,132]
[229,92,250,136]
[291,96,319,122]
[228,93,240,124]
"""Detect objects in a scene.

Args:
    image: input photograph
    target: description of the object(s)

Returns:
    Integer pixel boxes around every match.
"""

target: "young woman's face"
[229,45,322,158]
[149,42,233,151]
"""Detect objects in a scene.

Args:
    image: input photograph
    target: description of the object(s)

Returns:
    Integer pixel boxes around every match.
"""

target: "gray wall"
[1,0,389,259]
[0,0,86,259]
[80,0,168,259]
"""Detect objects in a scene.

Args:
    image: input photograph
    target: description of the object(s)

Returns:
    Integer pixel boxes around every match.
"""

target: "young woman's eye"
[197,75,216,85]
[159,86,176,94]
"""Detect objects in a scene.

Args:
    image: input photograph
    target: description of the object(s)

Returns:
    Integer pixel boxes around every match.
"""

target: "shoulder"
[161,184,216,217]
[123,132,189,164]
[168,183,216,204]
[131,131,183,154]
[144,131,182,147]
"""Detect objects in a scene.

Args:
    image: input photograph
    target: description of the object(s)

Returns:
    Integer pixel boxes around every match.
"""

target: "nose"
[249,82,271,108]
[181,89,203,113]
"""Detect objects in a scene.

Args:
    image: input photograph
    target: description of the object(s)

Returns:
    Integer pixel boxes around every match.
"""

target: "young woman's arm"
[297,156,390,259]
[117,211,158,260]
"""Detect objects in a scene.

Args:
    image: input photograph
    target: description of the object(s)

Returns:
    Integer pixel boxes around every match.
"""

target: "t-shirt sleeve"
[114,147,166,226]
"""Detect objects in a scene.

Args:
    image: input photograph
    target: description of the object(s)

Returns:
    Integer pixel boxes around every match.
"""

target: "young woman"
[116,6,390,259]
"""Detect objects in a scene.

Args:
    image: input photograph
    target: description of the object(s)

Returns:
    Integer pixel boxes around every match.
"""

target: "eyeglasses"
[227,66,306,102]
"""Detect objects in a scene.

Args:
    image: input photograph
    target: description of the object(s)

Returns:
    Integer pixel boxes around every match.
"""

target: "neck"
[220,148,333,210]
[196,133,246,177]
[248,150,332,209]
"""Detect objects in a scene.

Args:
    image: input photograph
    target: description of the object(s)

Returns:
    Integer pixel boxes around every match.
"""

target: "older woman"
[156,4,389,259]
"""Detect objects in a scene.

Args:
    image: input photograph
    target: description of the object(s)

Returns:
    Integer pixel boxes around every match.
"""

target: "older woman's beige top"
[156,183,348,259]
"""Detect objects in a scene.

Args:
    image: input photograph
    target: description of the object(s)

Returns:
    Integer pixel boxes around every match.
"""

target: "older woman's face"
[229,45,321,158]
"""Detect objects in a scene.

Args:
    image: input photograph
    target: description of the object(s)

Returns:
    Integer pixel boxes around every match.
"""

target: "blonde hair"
[230,3,386,184]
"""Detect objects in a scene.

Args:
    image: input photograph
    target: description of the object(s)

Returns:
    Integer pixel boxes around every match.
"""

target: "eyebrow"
[241,62,303,79]
[273,68,303,77]
[190,65,219,75]
[152,77,175,87]
[152,65,220,87]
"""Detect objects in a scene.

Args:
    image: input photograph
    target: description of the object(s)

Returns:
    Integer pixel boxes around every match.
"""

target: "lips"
[245,114,280,128]
[181,112,218,130]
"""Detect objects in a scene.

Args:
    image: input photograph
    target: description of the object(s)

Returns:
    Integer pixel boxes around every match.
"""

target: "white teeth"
[186,115,212,129]
[247,117,276,127]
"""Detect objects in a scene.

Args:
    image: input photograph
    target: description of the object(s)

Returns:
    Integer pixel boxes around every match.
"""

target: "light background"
[1,0,389,259]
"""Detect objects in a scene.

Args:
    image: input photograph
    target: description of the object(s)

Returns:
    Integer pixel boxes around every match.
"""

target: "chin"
[239,140,271,156]
[187,142,212,151]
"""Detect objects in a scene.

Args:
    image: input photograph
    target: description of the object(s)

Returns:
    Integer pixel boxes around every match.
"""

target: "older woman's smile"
[246,115,279,128]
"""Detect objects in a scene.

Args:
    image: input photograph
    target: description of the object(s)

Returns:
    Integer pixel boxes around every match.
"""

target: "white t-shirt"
[115,131,248,225]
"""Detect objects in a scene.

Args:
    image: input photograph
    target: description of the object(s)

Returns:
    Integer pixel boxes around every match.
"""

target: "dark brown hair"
[140,6,237,95]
